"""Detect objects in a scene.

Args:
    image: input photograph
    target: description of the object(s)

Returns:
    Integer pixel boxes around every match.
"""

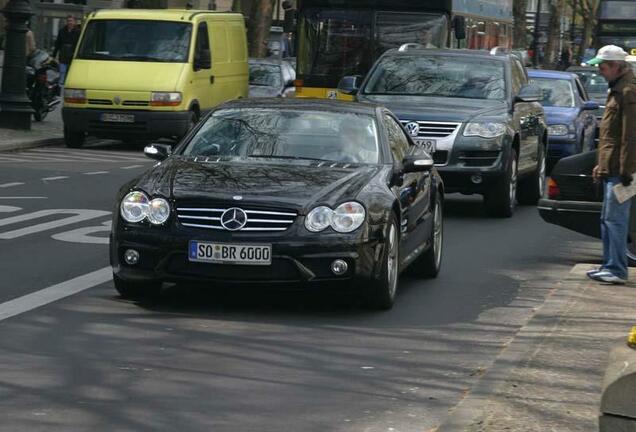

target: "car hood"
[357,95,507,122]
[135,157,383,211]
[66,59,186,91]
[249,85,281,98]
[542,106,579,125]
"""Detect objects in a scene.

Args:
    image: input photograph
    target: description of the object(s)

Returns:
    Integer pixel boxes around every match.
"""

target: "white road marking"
[0,196,47,199]
[41,176,69,181]
[0,209,111,239]
[0,267,112,322]
[0,205,21,213]
[121,165,143,170]
[0,182,25,188]
[83,171,109,175]
[52,220,111,244]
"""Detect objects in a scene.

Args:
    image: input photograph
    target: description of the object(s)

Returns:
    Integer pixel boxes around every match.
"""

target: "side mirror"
[194,49,211,70]
[144,143,172,161]
[453,15,466,40]
[515,84,542,103]
[403,153,434,173]
[583,100,600,111]
[337,75,362,96]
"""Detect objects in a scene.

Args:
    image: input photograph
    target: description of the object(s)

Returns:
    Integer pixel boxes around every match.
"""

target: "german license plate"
[188,241,272,265]
[414,138,436,154]
[100,113,135,123]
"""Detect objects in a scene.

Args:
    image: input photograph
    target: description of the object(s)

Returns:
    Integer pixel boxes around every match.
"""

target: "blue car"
[528,70,599,167]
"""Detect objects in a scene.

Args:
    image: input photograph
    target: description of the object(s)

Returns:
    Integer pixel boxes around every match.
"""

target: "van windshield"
[77,20,192,63]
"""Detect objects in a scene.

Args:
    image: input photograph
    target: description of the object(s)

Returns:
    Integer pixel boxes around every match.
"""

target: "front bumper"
[63,107,191,140]
[110,225,386,286]
[537,198,601,238]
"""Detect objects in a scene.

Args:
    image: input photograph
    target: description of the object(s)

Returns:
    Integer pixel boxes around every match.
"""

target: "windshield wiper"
[248,155,330,162]
[116,55,173,62]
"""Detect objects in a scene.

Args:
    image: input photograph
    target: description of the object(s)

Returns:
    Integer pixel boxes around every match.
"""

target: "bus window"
[375,12,448,57]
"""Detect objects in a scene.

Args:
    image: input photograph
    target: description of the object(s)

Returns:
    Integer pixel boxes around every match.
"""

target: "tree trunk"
[249,0,275,57]
[513,0,529,48]
[544,0,564,68]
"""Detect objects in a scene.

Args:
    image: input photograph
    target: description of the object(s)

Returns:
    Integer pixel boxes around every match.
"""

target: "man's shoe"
[589,271,627,285]
[586,267,602,278]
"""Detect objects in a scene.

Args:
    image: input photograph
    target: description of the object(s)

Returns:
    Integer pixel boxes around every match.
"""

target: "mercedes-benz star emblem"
[220,207,248,231]
[405,122,420,137]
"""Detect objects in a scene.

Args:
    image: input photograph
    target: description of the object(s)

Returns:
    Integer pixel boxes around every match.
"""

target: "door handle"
[210,75,215,84]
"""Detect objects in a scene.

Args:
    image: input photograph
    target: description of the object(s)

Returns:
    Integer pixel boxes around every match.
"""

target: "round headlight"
[148,198,171,225]
[120,191,150,223]
[305,206,333,232]
[331,202,366,233]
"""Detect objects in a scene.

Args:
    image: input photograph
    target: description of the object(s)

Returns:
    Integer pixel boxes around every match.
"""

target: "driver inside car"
[323,122,377,163]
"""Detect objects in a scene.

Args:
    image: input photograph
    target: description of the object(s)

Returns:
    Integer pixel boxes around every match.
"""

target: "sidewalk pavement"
[437,263,636,432]
[0,107,63,152]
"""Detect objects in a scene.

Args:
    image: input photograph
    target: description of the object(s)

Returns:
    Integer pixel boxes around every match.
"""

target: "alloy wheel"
[433,201,443,269]
[509,158,518,210]
[386,224,398,299]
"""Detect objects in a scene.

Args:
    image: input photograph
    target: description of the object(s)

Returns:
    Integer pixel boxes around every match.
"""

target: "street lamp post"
[0,0,33,130]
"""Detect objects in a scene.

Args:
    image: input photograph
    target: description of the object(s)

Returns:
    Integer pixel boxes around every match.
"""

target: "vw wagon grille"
[400,121,460,138]
[176,206,298,232]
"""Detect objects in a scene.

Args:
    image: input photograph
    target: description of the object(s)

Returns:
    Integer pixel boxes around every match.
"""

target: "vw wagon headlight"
[547,124,569,136]
[463,122,506,138]
[148,198,171,225]
[331,202,366,233]
[120,191,150,223]
[305,206,332,232]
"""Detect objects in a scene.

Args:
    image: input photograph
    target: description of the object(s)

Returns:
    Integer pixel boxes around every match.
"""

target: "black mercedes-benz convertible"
[110,99,444,309]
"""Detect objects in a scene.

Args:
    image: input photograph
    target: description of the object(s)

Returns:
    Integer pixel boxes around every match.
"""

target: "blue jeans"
[600,177,631,279]
[59,63,68,86]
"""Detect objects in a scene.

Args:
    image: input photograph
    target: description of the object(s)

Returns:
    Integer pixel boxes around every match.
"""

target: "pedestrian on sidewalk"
[587,45,636,285]
[53,15,80,86]
[25,22,36,58]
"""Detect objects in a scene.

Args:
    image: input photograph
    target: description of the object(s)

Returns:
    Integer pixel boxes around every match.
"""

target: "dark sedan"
[110,99,444,310]
[528,70,599,166]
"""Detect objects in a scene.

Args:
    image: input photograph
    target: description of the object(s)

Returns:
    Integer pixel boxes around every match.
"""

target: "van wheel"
[64,126,85,148]
[484,148,517,218]
[517,143,546,205]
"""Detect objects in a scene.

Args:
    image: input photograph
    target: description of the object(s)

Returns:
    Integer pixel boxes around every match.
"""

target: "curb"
[435,263,596,432]
[0,137,63,153]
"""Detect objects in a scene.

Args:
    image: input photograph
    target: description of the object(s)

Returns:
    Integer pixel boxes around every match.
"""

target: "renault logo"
[113,96,121,105]
[405,122,420,137]
[220,207,248,231]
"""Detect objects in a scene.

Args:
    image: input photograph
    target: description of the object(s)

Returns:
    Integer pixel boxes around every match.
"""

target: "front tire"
[367,217,399,310]
[484,148,518,218]
[113,275,161,300]
[410,193,443,278]
[517,143,546,205]
[64,126,85,148]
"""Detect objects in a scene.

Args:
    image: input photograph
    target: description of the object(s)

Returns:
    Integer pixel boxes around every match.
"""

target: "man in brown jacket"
[588,45,636,284]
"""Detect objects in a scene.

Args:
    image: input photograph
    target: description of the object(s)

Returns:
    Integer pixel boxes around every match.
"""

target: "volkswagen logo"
[113,96,122,105]
[220,207,248,231]
[405,122,420,137]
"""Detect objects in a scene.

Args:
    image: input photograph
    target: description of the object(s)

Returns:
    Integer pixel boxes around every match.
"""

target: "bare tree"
[543,0,566,68]
[513,0,529,48]
[232,0,276,57]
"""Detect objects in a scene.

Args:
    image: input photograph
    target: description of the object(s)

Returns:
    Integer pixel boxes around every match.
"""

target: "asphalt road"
[0,142,598,432]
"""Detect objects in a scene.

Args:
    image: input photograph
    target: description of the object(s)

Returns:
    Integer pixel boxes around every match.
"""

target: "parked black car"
[538,150,636,263]
[110,99,444,310]
[339,47,547,217]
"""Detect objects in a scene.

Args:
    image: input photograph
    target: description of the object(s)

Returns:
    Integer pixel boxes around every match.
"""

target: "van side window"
[194,22,211,70]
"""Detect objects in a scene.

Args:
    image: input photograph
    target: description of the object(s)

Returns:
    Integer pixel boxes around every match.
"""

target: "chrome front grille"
[401,121,460,138]
[176,206,297,232]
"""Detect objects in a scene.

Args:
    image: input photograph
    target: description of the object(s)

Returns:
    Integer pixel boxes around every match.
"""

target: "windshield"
[77,20,192,62]
[249,64,282,87]
[599,1,636,19]
[529,78,575,108]
[573,70,608,94]
[183,109,380,164]
[297,8,448,80]
[363,55,506,100]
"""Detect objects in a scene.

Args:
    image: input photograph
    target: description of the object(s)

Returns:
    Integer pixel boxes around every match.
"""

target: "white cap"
[587,45,629,65]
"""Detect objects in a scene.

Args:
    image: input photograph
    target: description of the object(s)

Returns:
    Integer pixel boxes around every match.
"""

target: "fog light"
[331,259,348,275]
[471,174,483,184]
[124,249,139,265]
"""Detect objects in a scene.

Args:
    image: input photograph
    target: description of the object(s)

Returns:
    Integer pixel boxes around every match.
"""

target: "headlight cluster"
[547,124,570,136]
[305,202,366,233]
[64,88,86,104]
[463,122,506,138]
[120,191,171,225]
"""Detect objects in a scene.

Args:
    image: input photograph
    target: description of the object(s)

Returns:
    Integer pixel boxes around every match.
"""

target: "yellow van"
[62,9,248,148]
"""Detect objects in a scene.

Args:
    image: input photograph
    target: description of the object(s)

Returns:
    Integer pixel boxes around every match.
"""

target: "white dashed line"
[83,171,109,175]
[0,182,25,188]
[0,267,112,322]
[121,165,143,170]
[0,196,47,199]
[41,176,69,181]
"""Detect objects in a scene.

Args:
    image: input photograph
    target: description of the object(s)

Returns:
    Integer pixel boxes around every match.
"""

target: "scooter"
[26,49,61,121]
